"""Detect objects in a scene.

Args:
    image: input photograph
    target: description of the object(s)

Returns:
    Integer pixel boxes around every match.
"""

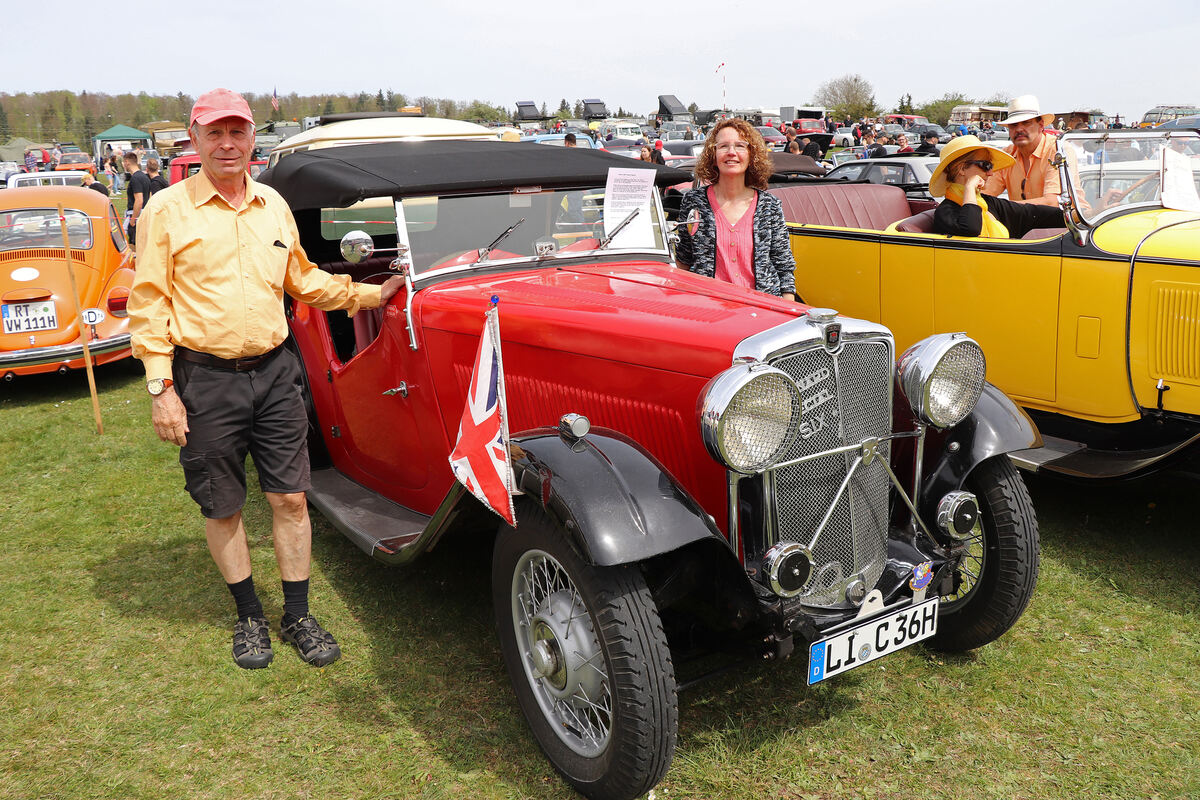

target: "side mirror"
[668,208,702,237]
[340,230,374,263]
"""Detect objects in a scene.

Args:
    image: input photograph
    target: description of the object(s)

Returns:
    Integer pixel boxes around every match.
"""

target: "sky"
[2,0,1196,126]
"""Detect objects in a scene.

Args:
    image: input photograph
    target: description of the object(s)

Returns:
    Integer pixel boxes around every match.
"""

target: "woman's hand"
[962,174,985,203]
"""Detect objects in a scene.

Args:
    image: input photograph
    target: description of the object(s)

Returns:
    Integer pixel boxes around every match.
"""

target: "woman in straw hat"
[930,135,1065,238]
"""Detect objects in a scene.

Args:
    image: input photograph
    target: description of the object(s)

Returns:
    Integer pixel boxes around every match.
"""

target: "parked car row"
[22,118,1196,800]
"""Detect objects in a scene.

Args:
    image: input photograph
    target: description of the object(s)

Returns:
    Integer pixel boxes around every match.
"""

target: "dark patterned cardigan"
[674,186,796,297]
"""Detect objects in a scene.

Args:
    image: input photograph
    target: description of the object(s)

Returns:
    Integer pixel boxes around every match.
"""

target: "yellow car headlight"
[897,333,986,429]
[699,363,802,473]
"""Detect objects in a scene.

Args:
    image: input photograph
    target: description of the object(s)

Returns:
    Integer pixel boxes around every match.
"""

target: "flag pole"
[57,203,104,434]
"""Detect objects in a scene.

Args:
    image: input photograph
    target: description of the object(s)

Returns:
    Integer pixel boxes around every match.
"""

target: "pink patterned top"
[709,185,757,290]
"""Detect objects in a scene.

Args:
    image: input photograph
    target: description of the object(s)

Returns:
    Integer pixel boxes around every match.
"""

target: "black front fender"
[510,427,728,567]
[918,383,1042,514]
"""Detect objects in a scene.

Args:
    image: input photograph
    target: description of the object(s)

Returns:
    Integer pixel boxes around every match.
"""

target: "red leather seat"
[894,209,938,233]
[769,183,912,231]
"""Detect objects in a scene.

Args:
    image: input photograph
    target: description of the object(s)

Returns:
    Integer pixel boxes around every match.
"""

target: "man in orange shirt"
[983,95,1061,206]
[129,88,403,670]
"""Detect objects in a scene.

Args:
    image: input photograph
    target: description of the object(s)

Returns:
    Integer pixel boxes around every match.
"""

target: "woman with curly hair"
[675,118,796,299]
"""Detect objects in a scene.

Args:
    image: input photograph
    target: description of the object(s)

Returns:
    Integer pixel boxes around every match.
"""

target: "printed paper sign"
[603,168,656,248]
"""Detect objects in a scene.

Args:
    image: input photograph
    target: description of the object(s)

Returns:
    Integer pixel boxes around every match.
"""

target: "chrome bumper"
[0,333,132,369]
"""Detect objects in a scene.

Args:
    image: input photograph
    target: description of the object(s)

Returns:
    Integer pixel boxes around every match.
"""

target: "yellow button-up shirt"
[983,132,1062,206]
[128,169,381,381]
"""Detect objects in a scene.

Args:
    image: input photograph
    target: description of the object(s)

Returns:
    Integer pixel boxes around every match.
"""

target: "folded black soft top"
[259,140,690,210]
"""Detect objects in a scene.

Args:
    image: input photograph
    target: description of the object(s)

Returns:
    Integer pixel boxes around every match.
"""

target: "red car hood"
[415,260,807,378]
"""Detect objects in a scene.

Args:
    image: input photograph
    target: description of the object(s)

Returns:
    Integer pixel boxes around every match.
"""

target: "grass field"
[1,364,1197,800]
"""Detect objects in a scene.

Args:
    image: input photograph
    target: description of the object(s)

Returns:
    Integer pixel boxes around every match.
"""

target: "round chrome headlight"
[897,333,986,429]
[699,363,802,474]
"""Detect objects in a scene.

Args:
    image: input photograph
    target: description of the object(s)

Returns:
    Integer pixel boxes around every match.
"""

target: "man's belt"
[175,345,284,372]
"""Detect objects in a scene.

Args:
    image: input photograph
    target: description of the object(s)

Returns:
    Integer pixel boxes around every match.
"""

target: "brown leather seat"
[894,209,938,233]
[1021,227,1068,240]
[769,183,912,231]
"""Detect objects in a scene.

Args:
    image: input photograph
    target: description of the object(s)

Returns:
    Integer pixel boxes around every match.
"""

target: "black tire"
[492,505,677,800]
[928,456,1039,652]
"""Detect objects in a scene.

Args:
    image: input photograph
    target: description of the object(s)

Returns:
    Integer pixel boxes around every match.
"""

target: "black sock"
[281,578,310,625]
[227,576,264,621]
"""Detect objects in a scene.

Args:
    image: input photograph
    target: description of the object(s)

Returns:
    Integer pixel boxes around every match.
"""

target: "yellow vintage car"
[770,130,1200,479]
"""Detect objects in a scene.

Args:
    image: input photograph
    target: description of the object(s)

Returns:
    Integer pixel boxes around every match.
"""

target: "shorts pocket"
[179,450,214,517]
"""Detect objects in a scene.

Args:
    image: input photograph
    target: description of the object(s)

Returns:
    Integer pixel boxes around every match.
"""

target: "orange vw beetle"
[0,185,134,379]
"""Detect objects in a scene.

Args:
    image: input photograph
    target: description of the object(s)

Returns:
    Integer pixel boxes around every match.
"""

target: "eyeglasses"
[715,142,750,154]
[963,159,993,171]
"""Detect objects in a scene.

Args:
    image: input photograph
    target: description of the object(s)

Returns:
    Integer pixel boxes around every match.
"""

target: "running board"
[1009,433,1200,480]
[1008,435,1085,472]
[308,468,431,561]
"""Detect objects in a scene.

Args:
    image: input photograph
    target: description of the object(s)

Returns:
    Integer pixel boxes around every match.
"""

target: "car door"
[928,239,1063,404]
[325,293,439,497]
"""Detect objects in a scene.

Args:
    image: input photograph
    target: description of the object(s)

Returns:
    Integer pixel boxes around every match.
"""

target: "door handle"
[382,382,408,398]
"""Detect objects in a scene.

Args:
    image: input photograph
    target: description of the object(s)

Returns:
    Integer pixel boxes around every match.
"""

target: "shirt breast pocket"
[249,227,292,288]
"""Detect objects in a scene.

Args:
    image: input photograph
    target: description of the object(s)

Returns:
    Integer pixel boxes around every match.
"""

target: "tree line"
[0,89,522,145]
[811,75,1011,125]
[0,79,1010,147]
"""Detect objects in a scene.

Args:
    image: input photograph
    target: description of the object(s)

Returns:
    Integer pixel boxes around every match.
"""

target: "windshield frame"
[320,183,675,289]
[1058,129,1200,228]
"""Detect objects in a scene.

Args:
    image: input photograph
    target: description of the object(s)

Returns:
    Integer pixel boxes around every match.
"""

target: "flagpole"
[715,62,727,113]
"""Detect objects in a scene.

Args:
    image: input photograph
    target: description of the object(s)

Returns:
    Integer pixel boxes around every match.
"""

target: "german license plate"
[807,597,939,685]
[2,300,58,334]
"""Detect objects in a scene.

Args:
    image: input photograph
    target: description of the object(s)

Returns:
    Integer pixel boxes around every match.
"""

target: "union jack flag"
[448,298,516,526]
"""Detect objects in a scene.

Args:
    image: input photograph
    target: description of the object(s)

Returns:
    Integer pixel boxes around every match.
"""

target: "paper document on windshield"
[1161,146,1200,212]
[603,168,656,248]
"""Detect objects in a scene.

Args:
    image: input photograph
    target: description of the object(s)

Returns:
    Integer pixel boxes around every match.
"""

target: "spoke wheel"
[930,456,1040,652]
[493,506,676,800]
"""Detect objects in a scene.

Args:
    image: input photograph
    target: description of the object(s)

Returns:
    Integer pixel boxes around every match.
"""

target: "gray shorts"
[173,347,311,519]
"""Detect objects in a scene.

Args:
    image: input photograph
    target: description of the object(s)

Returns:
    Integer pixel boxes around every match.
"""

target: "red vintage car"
[261,140,1041,800]
[0,186,134,379]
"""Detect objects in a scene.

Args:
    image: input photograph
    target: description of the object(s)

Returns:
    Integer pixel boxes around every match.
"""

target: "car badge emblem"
[910,561,934,591]
[805,308,841,350]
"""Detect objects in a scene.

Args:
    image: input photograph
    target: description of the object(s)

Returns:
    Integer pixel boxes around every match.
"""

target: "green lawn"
[1,365,1197,799]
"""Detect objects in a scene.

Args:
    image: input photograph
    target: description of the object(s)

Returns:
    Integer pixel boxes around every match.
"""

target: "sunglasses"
[963,159,993,171]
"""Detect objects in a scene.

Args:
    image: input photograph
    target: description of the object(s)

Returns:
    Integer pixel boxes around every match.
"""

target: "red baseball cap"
[190,88,254,127]
[654,140,663,149]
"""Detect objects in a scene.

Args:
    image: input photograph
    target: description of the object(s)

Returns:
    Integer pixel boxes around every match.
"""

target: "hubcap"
[512,550,612,757]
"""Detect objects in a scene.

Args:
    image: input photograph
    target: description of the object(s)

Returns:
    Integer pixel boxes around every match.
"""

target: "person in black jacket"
[915,130,939,155]
[929,135,1064,238]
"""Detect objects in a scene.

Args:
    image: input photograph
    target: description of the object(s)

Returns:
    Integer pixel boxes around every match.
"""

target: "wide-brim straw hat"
[928,135,1016,197]
[999,94,1055,127]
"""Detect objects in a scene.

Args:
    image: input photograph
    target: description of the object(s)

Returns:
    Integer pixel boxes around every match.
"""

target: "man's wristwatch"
[146,378,173,397]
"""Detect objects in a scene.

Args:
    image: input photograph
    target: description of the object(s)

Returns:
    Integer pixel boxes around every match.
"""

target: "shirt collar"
[188,166,266,210]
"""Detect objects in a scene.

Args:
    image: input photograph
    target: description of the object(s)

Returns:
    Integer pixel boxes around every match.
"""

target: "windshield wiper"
[474,218,525,264]
[596,207,640,251]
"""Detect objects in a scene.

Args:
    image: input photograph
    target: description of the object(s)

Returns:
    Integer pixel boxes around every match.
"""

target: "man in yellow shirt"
[982,95,1062,206]
[128,88,403,669]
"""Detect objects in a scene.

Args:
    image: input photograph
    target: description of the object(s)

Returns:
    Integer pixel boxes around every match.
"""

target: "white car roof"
[7,170,89,188]
[269,117,500,164]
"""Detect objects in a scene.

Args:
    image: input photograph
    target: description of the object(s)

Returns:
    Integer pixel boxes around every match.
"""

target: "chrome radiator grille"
[765,339,893,608]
